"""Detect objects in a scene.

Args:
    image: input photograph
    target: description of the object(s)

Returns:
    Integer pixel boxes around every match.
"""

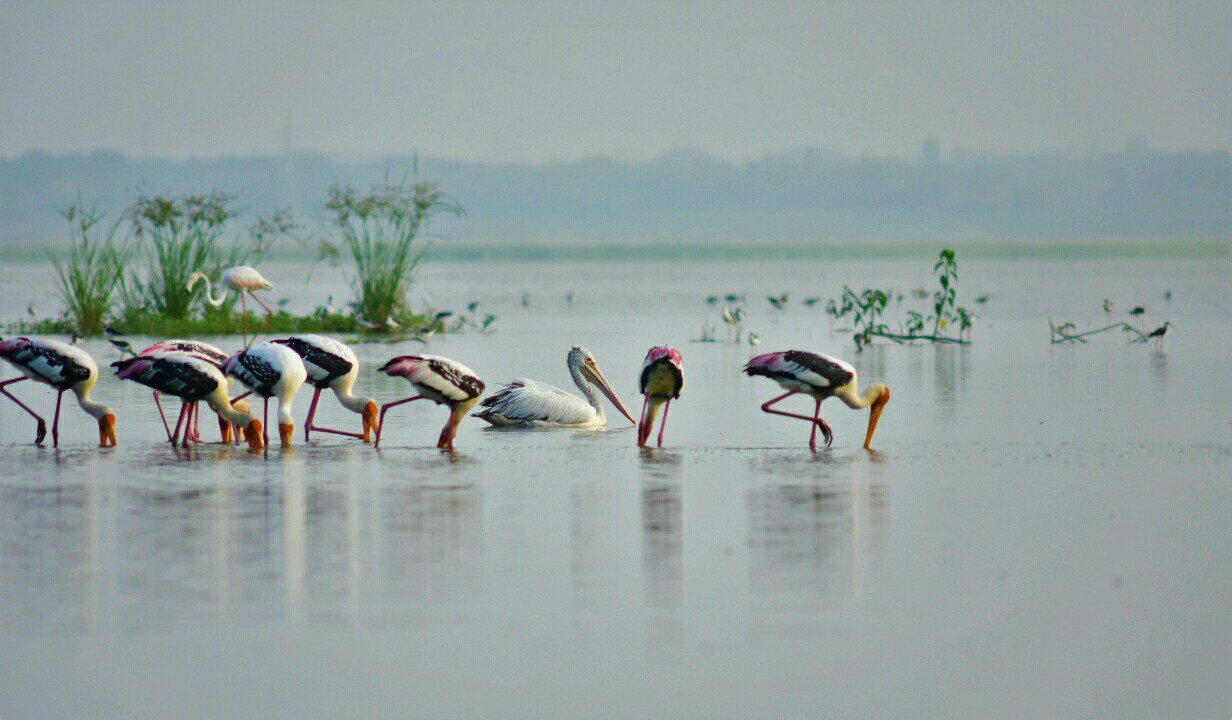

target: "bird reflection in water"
[639,450,683,613]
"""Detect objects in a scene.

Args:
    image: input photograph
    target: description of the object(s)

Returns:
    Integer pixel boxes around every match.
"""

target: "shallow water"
[1,257,1230,719]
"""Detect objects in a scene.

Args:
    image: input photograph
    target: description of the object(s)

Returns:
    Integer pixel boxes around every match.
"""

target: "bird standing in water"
[637,346,683,447]
[374,355,484,450]
[744,350,889,450]
[0,337,117,447]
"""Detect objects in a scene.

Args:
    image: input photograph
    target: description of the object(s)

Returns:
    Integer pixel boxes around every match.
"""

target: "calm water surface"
[1,257,1229,719]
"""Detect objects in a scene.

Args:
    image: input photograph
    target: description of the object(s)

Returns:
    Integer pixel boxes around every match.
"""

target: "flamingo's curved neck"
[197,275,227,307]
[837,380,886,410]
[569,360,604,420]
[72,380,111,420]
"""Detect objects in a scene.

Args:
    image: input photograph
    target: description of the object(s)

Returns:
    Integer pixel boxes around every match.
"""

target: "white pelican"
[137,339,250,444]
[188,266,277,317]
[743,350,890,450]
[374,355,485,450]
[222,342,307,448]
[272,335,378,443]
[474,346,636,428]
[0,337,117,447]
[113,351,263,450]
[637,346,683,447]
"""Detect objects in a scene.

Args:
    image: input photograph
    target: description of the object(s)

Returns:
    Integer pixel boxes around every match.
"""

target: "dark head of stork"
[568,346,636,425]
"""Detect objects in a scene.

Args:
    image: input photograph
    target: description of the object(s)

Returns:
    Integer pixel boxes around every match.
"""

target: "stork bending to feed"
[272,335,379,442]
[474,346,635,428]
[637,346,683,447]
[743,350,889,450]
[222,342,307,448]
[137,339,250,444]
[113,351,264,450]
[373,355,483,449]
[0,337,117,447]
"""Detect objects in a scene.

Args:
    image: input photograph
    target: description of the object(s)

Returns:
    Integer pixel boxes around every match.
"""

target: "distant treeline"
[2,143,1230,243]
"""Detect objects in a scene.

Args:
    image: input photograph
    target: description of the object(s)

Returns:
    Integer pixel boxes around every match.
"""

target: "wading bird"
[136,339,249,444]
[113,351,263,450]
[374,355,484,450]
[272,335,378,442]
[743,350,889,450]
[474,346,635,428]
[0,337,116,447]
[636,346,683,447]
[222,342,307,448]
[188,266,277,317]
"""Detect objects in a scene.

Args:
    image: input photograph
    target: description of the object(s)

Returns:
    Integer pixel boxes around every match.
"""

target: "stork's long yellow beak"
[863,387,890,450]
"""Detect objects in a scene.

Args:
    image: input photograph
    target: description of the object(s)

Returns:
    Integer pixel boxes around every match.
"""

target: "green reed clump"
[826,249,974,350]
[125,192,237,319]
[49,203,134,335]
[322,181,461,327]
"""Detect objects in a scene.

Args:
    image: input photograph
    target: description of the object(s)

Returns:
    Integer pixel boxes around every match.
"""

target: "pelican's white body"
[478,378,606,427]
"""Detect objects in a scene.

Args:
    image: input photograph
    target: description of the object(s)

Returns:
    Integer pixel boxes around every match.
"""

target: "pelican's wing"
[474,378,594,424]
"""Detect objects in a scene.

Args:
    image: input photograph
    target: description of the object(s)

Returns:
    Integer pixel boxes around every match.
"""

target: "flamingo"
[474,346,635,428]
[222,342,307,448]
[188,266,276,346]
[374,355,484,450]
[743,350,890,450]
[0,337,117,447]
[272,335,379,442]
[113,351,263,450]
[637,346,684,447]
[136,340,251,445]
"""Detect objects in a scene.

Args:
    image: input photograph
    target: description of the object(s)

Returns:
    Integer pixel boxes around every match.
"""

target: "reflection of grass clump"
[50,202,134,335]
[826,249,974,350]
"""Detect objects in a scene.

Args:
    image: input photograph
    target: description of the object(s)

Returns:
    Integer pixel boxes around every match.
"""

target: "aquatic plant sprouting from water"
[1050,301,1172,346]
[323,181,461,327]
[49,202,134,335]
[124,192,237,319]
[825,249,974,350]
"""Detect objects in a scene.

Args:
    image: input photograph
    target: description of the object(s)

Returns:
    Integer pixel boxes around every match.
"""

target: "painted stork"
[743,350,890,450]
[188,266,277,317]
[272,335,378,442]
[637,346,684,447]
[222,342,307,448]
[0,337,117,447]
[137,339,250,444]
[474,346,635,428]
[374,355,484,450]
[113,351,263,450]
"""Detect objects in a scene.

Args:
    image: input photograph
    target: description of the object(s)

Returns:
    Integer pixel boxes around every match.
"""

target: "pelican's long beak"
[362,400,379,443]
[583,363,637,425]
[98,413,118,447]
[863,387,890,450]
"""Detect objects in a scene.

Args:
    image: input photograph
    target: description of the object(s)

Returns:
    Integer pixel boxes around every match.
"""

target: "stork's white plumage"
[222,342,307,448]
[137,339,246,443]
[474,346,635,428]
[273,334,378,442]
[0,337,116,447]
[743,350,890,450]
[375,354,484,449]
[114,351,263,450]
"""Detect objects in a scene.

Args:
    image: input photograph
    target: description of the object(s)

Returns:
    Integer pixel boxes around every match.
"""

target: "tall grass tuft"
[50,202,133,335]
[323,181,460,325]
[125,192,237,319]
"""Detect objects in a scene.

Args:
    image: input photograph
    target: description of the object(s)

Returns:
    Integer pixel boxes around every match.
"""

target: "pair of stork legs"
[637,395,673,448]
[372,395,460,450]
[761,390,833,451]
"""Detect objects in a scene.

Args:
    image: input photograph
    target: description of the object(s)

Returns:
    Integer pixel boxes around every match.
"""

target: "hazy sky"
[2,1,1229,162]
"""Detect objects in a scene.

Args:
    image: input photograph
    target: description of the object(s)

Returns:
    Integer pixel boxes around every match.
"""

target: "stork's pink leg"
[657,399,671,448]
[637,394,649,446]
[171,402,189,448]
[0,377,47,445]
[231,390,252,405]
[760,391,831,448]
[152,391,173,442]
[191,401,202,443]
[262,397,270,449]
[373,395,426,449]
[51,389,64,448]
[809,398,821,451]
[303,387,321,442]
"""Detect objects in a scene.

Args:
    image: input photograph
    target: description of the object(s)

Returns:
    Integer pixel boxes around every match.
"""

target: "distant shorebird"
[104,327,134,358]
[475,346,635,428]
[744,350,890,451]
